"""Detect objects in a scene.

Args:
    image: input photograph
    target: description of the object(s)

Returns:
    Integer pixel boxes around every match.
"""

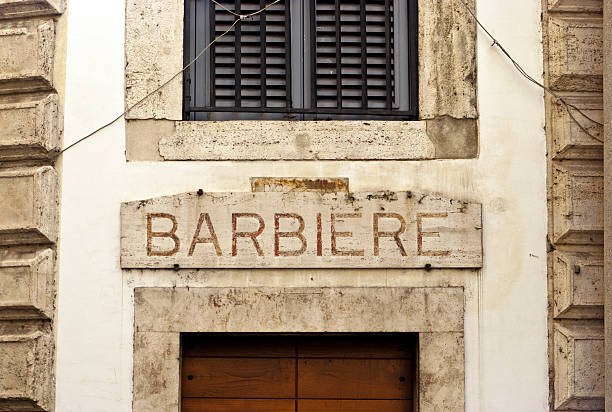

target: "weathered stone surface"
[552,163,603,245]
[0,321,53,411]
[121,191,482,269]
[554,321,604,410]
[548,0,603,13]
[551,93,603,160]
[553,251,603,319]
[418,0,477,120]
[0,167,58,246]
[420,332,464,412]
[158,121,436,160]
[134,287,465,333]
[0,19,55,95]
[0,0,63,20]
[133,331,180,412]
[0,248,54,320]
[548,15,603,92]
[0,93,61,161]
[425,117,478,158]
[250,177,350,193]
[125,0,183,120]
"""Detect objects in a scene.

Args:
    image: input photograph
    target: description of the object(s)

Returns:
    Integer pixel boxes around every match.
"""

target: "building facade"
[0,0,608,411]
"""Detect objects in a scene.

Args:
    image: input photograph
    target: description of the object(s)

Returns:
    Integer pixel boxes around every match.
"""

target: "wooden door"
[181,334,416,412]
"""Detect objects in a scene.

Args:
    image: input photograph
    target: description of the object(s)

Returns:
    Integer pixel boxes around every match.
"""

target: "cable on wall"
[55,0,281,157]
[459,0,604,143]
[56,0,602,156]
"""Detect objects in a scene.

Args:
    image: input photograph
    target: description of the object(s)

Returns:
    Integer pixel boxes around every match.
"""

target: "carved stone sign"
[121,191,482,269]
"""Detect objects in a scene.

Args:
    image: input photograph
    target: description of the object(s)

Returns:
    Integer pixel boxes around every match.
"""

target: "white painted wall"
[56,0,548,411]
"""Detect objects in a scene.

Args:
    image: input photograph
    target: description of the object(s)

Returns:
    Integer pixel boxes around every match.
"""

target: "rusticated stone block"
[0,0,63,20]
[548,15,603,92]
[554,321,604,410]
[553,251,603,319]
[0,93,61,161]
[0,167,58,246]
[0,248,54,320]
[0,19,55,95]
[0,321,53,411]
[550,94,602,160]
[552,163,603,245]
[548,0,603,13]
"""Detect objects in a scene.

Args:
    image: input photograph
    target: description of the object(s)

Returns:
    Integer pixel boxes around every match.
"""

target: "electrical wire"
[459,0,604,143]
[56,0,281,157]
[58,0,602,156]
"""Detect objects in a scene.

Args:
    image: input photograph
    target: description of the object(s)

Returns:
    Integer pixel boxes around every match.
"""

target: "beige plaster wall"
[56,1,549,412]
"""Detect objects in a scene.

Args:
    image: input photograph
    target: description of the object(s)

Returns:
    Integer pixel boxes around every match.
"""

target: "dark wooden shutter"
[312,0,395,112]
[181,334,416,412]
[210,0,291,110]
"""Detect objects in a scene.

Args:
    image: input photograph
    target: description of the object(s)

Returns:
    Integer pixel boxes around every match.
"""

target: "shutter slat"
[313,0,395,110]
[209,0,289,109]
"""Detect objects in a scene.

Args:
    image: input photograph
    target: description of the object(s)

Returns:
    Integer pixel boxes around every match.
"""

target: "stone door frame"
[132,286,466,412]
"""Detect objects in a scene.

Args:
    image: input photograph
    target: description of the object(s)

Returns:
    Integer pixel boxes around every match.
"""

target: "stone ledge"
[553,321,604,410]
[0,19,55,95]
[0,93,61,161]
[548,0,603,14]
[0,248,54,320]
[552,162,603,245]
[550,93,602,160]
[0,320,53,412]
[0,167,58,246]
[126,118,479,161]
[548,15,603,92]
[552,250,603,319]
[0,0,64,20]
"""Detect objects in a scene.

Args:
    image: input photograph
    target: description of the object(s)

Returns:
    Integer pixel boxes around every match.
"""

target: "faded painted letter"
[188,213,222,256]
[417,213,451,257]
[373,213,407,256]
[331,213,364,257]
[146,213,180,256]
[274,213,307,256]
[232,213,265,256]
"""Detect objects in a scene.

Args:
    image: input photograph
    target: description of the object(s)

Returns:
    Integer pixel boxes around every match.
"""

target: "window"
[181,333,418,412]
[183,0,418,120]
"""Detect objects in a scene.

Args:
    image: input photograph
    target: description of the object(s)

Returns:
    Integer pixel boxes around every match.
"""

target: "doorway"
[181,333,418,412]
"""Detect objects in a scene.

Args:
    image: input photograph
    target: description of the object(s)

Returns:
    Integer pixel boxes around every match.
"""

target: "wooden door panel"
[298,399,414,412]
[182,398,295,412]
[298,336,414,359]
[182,357,295,398]
[298,358,412,399]
[183,335,296,357]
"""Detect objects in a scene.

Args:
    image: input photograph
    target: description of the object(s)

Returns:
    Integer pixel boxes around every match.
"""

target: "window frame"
[182,0,420,121]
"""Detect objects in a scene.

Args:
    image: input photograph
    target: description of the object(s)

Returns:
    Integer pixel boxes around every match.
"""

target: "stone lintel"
[134,287,464,333]
[0,167,58,246]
